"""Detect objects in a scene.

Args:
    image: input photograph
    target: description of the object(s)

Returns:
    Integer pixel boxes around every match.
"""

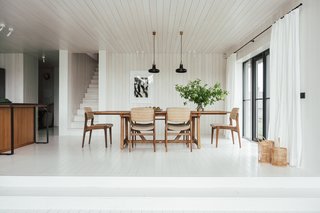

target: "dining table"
[93,110,228,150]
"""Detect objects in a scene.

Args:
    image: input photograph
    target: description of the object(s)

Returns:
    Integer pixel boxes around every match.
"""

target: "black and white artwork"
[134,77,148,98]
[130,71,154,104]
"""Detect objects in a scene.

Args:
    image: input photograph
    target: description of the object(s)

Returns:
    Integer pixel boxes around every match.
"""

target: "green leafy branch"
[175,79,228,108]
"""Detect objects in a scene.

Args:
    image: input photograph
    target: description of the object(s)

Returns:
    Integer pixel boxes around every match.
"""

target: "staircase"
[70,70,99,129]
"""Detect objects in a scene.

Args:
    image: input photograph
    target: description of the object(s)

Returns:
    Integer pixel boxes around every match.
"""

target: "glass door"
[254,57,264,140]
[243,61,252,139]
[243,50,269,141]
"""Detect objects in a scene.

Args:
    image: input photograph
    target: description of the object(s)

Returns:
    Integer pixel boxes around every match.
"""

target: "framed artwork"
[130,71,154,104]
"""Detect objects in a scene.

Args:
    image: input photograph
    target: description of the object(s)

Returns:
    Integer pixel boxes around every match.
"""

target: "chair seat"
[168,123,190,131]
[87,123,113,130]
[132,123,155,131]
[210,123,235,129]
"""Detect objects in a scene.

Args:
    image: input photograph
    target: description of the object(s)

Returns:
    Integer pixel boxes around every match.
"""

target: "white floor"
[1,129,320,212]
[0,128,317,177]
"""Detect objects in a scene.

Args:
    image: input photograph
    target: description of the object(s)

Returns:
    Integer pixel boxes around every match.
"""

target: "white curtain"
[226,54,237,112]
[268,8,302,167]
[225,53,242,137]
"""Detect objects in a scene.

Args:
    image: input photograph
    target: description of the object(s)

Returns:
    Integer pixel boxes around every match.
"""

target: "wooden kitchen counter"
[0,104,46,155]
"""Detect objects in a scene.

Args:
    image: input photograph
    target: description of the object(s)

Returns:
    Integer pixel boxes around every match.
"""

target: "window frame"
[242,49,270,141]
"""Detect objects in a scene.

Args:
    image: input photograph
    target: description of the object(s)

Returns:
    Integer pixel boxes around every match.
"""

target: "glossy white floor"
[0,128,317,177]
[1,129,320,212]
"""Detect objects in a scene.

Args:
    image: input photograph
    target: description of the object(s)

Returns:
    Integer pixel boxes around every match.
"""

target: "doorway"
[38,52,59,129]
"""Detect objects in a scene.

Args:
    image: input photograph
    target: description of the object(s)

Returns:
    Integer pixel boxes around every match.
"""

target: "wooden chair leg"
[165,129,168,152]
[190,132,192,152]
[104,128,108,148]
[82,131,86,148]
[237,131,242,148]
[133,131,136,147]
[88,130,92,144]
[211,128,214,144]
[153,130,156,152]
[132,134,134,149]
[109,127,112,145]
[216,128,220,148]
[183,131,188,147]
[128,132,132,152]
[231,130,235,144]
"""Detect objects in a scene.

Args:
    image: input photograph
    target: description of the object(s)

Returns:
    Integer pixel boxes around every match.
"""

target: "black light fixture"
[176,31,187,73]
[148,31,159,73]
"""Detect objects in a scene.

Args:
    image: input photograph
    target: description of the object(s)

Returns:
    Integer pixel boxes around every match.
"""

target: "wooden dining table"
[93,110,228,150]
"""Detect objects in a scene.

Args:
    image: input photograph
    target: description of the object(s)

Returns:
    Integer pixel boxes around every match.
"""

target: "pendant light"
[148,31,160,73]
[176,31,187,73]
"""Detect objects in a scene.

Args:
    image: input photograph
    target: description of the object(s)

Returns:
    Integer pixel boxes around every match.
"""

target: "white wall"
[99,50,107,111]
[99,53,226,136]
[299,0,320,172]
[59,50,70,135]
[0,53,38,103]
[23,54,38,103]
[0,53,24,102]
[236,30,271,62]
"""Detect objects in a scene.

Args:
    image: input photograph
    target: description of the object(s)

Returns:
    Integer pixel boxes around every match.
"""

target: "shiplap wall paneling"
[102,53,226,136]
[0,53,24,103]
[23,54,39,103]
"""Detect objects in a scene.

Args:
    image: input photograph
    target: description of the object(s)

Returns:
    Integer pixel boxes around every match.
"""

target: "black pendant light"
[176,31,187,73]
[149,31,159,73]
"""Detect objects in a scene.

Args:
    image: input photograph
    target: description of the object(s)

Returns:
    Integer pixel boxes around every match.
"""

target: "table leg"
[125,117,128,146]
[197,115,201,148]
[191,116,197,148]
[120,116,124,150]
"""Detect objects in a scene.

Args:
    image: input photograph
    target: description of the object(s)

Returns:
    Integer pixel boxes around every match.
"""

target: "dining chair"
[210,107,241,148]
[128,107,156,152]
[81,107,113,148]
[165,107,193,152]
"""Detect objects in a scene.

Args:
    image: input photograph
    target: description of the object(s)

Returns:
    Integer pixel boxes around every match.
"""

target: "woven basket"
[258,140,274,163]
[271,147,288,166]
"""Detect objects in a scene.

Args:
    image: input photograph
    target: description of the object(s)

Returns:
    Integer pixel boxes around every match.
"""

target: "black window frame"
[242,49,270,141]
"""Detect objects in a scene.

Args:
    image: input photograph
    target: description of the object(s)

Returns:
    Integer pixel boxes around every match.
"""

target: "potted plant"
[175,79,228,111]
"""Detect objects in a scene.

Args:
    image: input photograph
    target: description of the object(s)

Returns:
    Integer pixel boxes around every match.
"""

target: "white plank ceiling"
[0,0,294,54]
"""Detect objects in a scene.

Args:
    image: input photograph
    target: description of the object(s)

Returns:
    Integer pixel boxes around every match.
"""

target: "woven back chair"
[167,107,190,123]
[128,107,156,152]
[131,107,154,123]
[165,107,193,152]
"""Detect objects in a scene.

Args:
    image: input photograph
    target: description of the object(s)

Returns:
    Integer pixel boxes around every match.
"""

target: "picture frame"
[130,71,154,104]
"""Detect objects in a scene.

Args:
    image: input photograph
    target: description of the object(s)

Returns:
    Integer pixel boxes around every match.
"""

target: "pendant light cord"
[152,31,156,65]
[180,31,183,64]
